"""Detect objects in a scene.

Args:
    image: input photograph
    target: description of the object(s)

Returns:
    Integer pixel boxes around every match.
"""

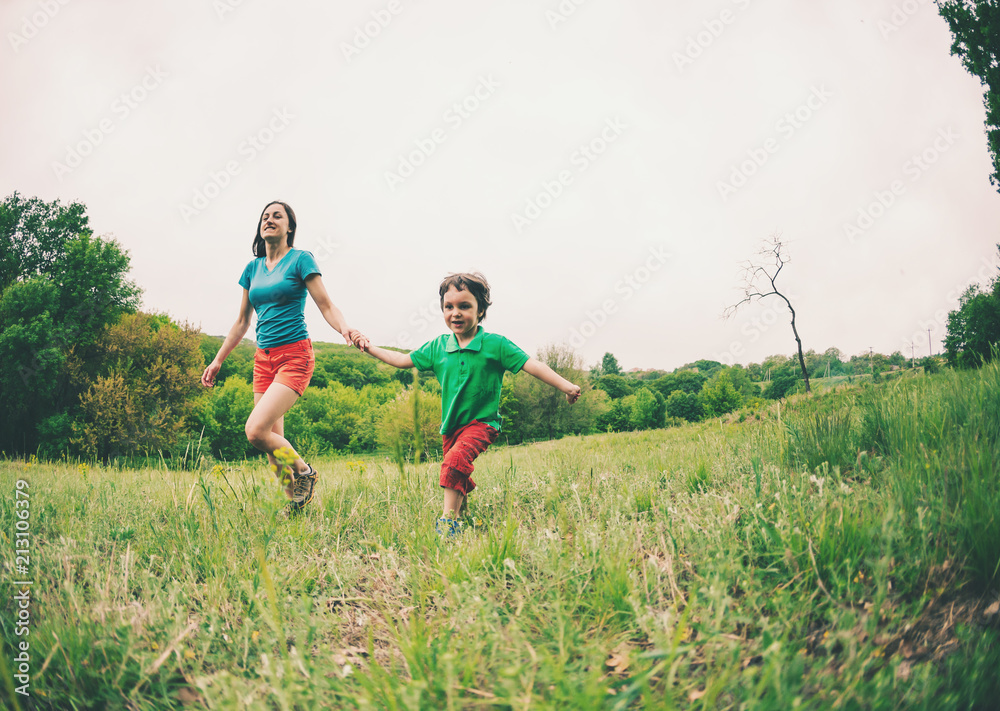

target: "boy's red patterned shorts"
[440,420,499,495]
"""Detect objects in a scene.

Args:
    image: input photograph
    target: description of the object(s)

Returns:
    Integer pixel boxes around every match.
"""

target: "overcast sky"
[4,0,999,372]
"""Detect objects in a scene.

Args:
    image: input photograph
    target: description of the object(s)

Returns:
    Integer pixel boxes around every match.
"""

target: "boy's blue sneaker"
[436,516,463,539]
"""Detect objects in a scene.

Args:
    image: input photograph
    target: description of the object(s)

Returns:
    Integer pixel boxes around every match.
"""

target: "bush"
[376,384,442,462]
[203,376,257,461]
[762,368,800,400]
[627,388,665,430]
[701,369,743,416]
[500,345,605,443]
[286,381,400,456]
[666,390,703,422]
[72,313,203,459]
[597,398,632,432]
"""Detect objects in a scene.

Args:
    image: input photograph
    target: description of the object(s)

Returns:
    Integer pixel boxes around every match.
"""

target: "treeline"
[2,194,996,463]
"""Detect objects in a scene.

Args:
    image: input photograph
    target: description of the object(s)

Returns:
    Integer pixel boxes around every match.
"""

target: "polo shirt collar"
[445,326,485,353]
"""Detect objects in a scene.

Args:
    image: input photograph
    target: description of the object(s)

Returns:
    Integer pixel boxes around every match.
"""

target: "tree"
[49,233,142,349]
[0,195,141,454]
[627,388,665,430]
[944,277,1000,367]
[725,234,811,393]
[0,192,91,292]
[650,370,706,399]
[597,398,632,432]
[501,344,602,441]
[937,1,1000,191]
[0,278,65,450]
[594,374,633,399]
[762,368,800,400]
[601,352,622,376]
[666,390,704,422]
[701,369,744,417]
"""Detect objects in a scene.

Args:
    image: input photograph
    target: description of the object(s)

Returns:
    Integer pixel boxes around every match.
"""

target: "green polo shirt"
[410,327,530,435]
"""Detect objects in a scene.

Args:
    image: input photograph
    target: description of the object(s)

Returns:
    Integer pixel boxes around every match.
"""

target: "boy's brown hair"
[439,272,492,321]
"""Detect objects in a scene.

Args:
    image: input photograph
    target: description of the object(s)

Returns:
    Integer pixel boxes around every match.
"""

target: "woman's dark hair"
[252,201,297,257]
[439,272,492,321]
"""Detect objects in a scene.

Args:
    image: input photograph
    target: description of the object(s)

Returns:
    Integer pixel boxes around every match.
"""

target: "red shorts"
[253,339,315,396]
[440,420,499,495]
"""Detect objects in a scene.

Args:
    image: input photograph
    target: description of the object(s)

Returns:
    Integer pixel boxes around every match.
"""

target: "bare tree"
[724,233,811,393]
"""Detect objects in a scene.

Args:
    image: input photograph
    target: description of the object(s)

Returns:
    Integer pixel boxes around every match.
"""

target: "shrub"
[72,313,203,459]
[376,384,442,461]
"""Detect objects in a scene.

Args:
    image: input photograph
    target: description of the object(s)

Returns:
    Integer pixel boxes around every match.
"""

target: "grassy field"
[2,365,999,710]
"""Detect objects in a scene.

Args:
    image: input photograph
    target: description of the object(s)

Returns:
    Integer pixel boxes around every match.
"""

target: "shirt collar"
[445,326,485,353]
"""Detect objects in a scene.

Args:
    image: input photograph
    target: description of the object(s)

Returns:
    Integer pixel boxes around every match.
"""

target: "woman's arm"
[201,289,254,387]
[305,274,368,348]
[521,357,581,403]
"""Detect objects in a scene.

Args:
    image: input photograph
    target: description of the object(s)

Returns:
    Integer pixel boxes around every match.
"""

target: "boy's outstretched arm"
[363,342,415,370]
[522,357,582,403]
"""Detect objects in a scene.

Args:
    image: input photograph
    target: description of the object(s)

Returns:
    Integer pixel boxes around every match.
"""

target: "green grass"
[2,365,1000,709]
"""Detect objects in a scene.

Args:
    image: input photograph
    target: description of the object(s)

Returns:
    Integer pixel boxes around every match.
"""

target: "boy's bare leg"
[442,488,465,518]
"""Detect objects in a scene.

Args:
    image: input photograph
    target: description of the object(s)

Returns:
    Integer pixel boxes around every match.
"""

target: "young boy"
[359,273,581,536]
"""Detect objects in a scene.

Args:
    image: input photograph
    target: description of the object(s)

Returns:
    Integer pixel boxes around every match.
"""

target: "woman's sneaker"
[290,465,318,510]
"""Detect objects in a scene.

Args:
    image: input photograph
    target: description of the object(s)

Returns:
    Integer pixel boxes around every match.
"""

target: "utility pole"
[909,342,915,369]
[927,327,933,358]
[869,347,874,378]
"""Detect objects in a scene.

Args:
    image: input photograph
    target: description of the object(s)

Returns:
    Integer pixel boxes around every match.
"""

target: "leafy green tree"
[627,388,665,430]
[594,374,633,399]
[823,347,844,366]
[651,370,706,399]
[944,279,1000,367]
[682,360,724,376]
[0,192,91,292]
[920,355,943,374]
[762,368,800,400]
[601,352,622,375]
[597,398,632,432]
[0,278,64,450]
[666,390,704,422]
[727,365,762,400]
[0,195,141,454]
[937,0,1000,190]
[701,370,744,417]
[761,354,791,373]
[501,344,602,442]
[49,234,141,348]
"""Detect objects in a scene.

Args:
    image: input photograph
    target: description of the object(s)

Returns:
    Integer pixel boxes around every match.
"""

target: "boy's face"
[442,286,482,341]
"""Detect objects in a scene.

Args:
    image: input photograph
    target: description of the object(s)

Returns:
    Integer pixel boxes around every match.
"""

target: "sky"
[3,0,999,373]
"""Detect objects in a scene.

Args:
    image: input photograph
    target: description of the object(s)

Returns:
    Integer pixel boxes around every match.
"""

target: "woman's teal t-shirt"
[239,249,321,349]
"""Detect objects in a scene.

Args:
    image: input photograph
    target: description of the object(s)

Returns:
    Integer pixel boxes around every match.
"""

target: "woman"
[201,200,366,510]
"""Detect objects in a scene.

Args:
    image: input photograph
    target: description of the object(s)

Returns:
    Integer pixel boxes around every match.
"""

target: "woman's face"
[259,203,290,243]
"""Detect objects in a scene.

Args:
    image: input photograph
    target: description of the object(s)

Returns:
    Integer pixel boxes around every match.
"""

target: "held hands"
[343,327,370,352]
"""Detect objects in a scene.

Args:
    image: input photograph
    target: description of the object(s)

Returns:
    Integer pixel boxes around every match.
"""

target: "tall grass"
[2,366,999,709]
